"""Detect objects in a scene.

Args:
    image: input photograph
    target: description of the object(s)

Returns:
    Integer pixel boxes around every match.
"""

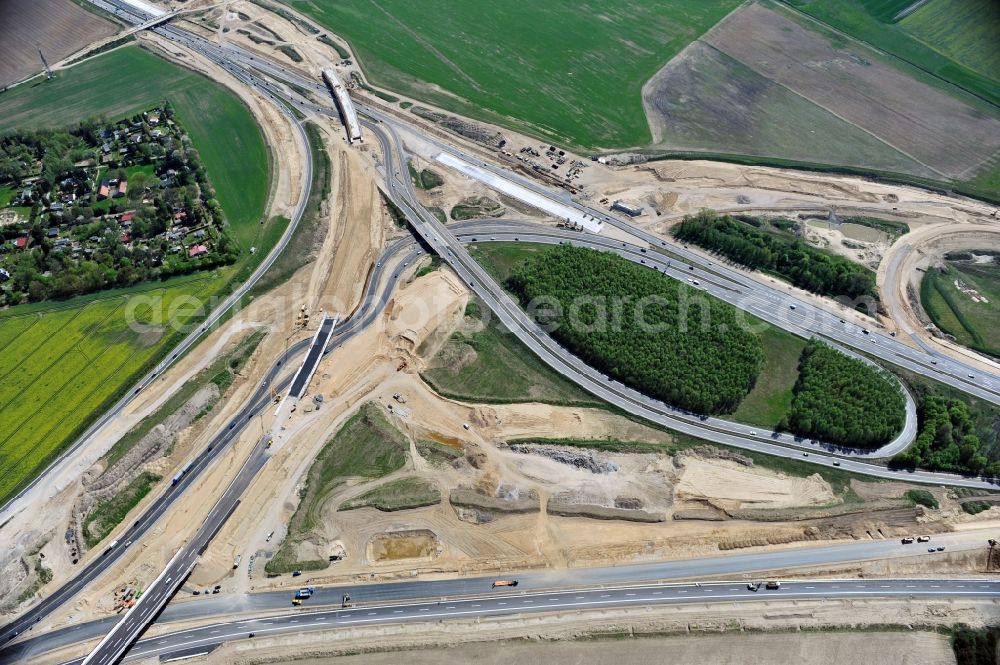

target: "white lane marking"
[446,606,455,609]
[129,589,1000,659]
[419,608,429,612]
[393,610,403,614]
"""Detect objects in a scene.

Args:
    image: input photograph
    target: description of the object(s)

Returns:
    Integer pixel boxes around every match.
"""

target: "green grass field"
[644,41,936,178]
[0,273,228,503]
[0,45,274,506]
[421,307,607,408]
[267,403,409,574]
[83,471,161,548]
[339,477,441,512]
[921,262,1000,359]
[283,0,741,149]
[731,324,807,427]
[899,0,1000,85]
[783,0,1000,105]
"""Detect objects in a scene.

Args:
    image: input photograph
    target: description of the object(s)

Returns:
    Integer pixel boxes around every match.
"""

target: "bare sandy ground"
[234,630,955,665]
[676,458,834,510]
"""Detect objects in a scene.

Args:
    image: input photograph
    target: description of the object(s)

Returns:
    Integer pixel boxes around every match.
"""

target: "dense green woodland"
[507,244,764,414]
[780,341,905,448]
[672,212,878,305]
[892,396,998,475]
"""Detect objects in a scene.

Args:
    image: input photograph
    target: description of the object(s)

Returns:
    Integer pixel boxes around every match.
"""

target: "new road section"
[50,579,1000,665]
[288,315,338,399]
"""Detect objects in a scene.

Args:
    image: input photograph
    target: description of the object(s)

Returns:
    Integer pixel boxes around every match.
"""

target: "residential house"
[114,180,127,198]
[188,244,209,258]
[14,237,28,249]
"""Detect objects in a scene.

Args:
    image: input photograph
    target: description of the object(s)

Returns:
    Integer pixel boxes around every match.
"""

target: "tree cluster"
[673,211,877,303]
[780,340,905,448]
[507,244,764,414]
[891,396,998,476]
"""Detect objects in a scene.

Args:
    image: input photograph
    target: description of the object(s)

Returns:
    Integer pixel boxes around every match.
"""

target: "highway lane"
[4,529,995,662]
[400,125,1000,403]
[32,577,1000,665]
[364,119,1000,489]
[71,231,429,663]
[7,9,996,661]
[0,0,315,524]
[446,222,918,459]
[153,4,1000,409]
[0,229,421,650]
[115,2,954,468]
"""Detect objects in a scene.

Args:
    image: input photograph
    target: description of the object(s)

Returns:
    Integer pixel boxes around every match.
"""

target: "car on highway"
[747,582,761,592]
[901,537,914,544]
[917,536,930,543]
[937,546,946,551]
[832,460,841,466]
[928,547,936,552]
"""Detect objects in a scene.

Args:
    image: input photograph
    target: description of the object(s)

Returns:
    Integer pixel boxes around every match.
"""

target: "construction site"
[0,0,999,664]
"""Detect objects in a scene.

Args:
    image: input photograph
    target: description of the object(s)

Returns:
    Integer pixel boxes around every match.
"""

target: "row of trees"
[780,340,905,448]
[891,396,1000,476]
[507,244,764,414]
[3,230,237,303]
[672,211,878,304]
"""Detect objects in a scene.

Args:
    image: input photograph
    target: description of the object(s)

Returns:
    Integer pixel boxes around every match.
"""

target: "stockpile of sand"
[675,458,834,510]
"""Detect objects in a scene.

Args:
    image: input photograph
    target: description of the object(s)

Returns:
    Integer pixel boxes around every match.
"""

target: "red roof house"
[120,212,135,223]
[188,244,209,258]
[14,236,28,249]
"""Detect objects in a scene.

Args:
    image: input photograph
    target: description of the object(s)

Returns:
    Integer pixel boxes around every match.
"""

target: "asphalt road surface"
[8,5,999,663]
[25,577,1000,665]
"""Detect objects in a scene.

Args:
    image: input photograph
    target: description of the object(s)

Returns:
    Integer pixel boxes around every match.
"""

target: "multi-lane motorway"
[3,528,990,660]
[4,2,1000,663]
[53,578,1000,664]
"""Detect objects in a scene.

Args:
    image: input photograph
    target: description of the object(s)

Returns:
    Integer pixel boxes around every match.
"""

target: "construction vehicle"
[233,555,242,569]
[104,540,119,555]
[271,386,282,403]
[392,393,406,404]
[396,359,408,372]
[491,579,518,588]
[341,593,352,608]
[292,597,302,606]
